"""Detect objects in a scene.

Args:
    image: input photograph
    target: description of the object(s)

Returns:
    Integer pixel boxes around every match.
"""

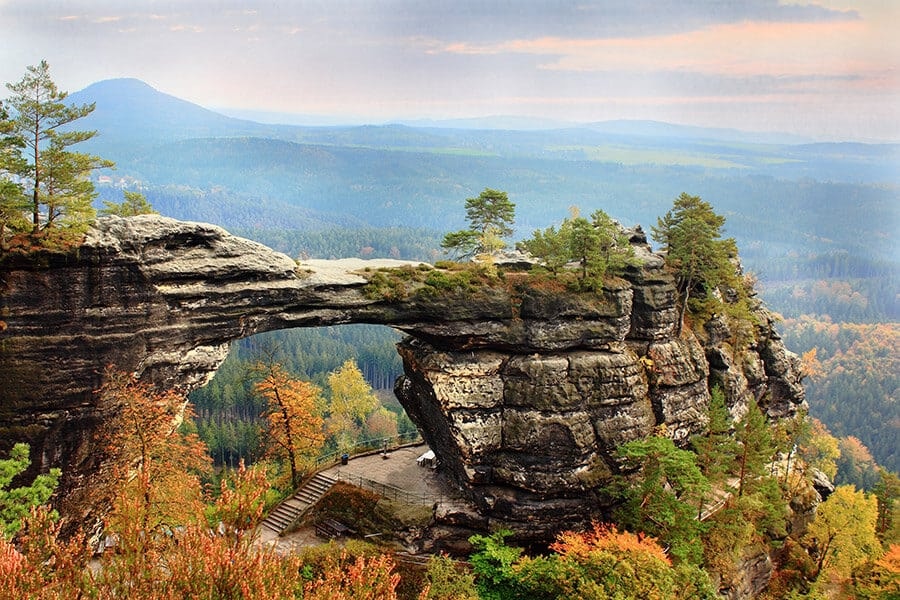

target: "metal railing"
[333,471,437,505]
[313,431,423,468]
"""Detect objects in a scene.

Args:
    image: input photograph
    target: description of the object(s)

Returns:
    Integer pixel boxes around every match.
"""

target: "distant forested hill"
[71,78,898,473]
[96,136,897,264]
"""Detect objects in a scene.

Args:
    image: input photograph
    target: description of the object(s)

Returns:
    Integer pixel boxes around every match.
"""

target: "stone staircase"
[261,472,338,535]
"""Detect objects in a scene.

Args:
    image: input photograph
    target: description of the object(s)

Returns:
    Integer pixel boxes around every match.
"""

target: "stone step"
[260,472,337,535]
[270,504,304,520]
[293,485,330,499]
[296,490,324,503]
[264,514,293,531]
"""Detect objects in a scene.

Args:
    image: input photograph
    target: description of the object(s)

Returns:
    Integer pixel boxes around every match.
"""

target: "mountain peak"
[81,77,157,91]
[72,77,214,113]
[68,78,258,146]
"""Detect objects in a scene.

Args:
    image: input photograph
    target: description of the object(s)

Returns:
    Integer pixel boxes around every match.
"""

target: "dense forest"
[780,318,898,475]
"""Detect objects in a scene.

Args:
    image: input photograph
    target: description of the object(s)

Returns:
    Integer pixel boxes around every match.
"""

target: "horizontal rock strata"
[0,215,806,546]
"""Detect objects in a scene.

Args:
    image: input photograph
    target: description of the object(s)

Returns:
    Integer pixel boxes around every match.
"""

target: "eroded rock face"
[396,230,807,547]
[0,215,806,549]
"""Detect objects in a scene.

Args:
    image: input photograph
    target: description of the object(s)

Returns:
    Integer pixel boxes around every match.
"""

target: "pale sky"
[1,0,898,140]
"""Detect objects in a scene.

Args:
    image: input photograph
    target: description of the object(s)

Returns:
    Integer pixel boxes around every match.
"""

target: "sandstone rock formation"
[394,229,807,546]
[0,215,806,547]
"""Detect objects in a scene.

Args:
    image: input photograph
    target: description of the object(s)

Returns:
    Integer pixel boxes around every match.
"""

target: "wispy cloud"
[0,0,894,140]
[169,24,204,33]
[443,19,875,79]
[388,0,860,44]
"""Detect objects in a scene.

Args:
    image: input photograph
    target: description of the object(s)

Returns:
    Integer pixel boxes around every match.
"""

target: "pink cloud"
[444,19,887,81]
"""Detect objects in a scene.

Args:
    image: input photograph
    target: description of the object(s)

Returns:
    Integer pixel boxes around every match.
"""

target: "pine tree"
[0,444,60,539]
[0,101,28,246]
[567,214,602,286]
[734,399,774,498]
[651,193,736,334]
[691,386,739,514]
[873,470,899,543]
[611,435,711,564]
[441,188,515,258]
[518,207,636,290]
[590,208,636,276]
[5,60,112,240]
[100,190,158,217]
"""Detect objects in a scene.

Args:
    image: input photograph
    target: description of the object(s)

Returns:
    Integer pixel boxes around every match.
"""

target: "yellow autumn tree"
[326,360,379,453]
[806,485,882,582]
[800,347,824,379]
[254,363,326,489]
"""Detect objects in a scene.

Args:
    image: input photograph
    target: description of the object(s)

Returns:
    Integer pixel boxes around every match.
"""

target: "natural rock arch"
[0,215,806,543]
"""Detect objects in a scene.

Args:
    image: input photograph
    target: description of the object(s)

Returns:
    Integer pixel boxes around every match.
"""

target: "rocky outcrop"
[0,215,806,549]
[394,231,806,546]
[718,547,774,600]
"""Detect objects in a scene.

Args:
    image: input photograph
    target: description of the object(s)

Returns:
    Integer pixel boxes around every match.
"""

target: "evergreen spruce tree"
[691,386,738,495]
[734,399,774,498]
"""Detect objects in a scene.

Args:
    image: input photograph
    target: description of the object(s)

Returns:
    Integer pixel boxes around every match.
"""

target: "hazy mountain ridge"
[67,78,898,266]
[71,79,899,184]
[67,78,896,256]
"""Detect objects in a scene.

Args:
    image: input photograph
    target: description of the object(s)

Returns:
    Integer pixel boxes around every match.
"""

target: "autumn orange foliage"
[0,538,25,586]
[303,551,401,600]
[97,368,210,537]
[872,543,900,591]
[550,522,670,565]
[0,507,93,600]
[254,363,326,488]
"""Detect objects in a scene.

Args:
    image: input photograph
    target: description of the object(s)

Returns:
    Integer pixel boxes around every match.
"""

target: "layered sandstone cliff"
[0,215,805,549]
[393,229,806,546]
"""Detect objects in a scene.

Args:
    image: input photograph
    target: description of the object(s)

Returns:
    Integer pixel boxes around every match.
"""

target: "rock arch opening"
[189,324,415,469]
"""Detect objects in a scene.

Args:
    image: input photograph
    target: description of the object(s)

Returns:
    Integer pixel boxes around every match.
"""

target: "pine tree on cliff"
[441,188,515,259]
[517,206,636,290]
[651,193,736,335]
[99,190,158,217]
[5,60,113,241]
[0,101,29,247]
